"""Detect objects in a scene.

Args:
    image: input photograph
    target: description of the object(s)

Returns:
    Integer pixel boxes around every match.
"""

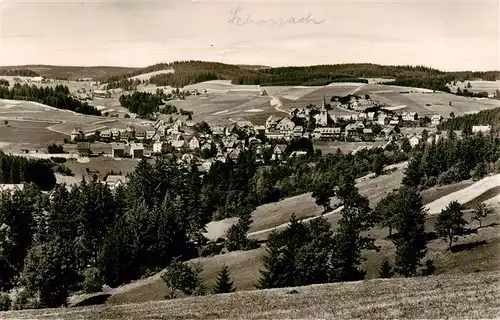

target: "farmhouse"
[130,143,144,159]
[105,175,129,191]
[472,125,492,133]
[431,114,443,126]
[362,128,373,138]
[402,112,418,122]
[276,118,295,133]
[100,130,111,139]
[111,143,125,158]
[77,142,91,156]
[211,125,225,136]
[92,90,111,99]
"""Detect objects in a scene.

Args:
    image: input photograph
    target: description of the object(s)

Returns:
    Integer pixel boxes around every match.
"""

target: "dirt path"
[268,95,288,114]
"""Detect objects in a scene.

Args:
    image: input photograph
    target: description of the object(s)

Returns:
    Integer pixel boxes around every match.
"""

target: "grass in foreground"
[3,271,499,319]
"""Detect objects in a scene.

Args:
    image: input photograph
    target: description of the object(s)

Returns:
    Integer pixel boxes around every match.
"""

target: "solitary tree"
[213,265,236,294]
[312,181,335,213]
[471,203,492,228]
[435,201,468,250]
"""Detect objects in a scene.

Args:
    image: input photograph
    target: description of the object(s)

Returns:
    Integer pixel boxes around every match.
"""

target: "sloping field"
[205,162,407,241]
[0,99,152,138]
[127,69,174,81]
[4,271,499,319]
[280,84,361,111]
[0,119,66,150]
[425,174,500,214]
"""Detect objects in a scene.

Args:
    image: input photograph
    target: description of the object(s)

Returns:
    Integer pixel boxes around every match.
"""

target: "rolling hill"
[3,271,499,319]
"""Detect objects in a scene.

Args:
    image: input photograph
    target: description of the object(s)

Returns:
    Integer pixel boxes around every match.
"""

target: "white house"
[105,175,129,191]
[431,114,442,126]
[402,112,418,121]
[367,112,376,121]
[188,136,200,150]
[472,125,492,133]
[153,141,168,154]
[377,114,389,125]
[129,143,144,159]
[409,136,420,148]
[100,130,111,139]
[171,139,187,150]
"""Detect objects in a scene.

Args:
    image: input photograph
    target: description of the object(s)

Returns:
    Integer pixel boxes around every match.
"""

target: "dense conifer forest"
[104,61,499,91]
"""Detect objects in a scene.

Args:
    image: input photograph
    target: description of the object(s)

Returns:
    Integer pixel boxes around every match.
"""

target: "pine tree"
[213,265,236,294]
[378,258,394,278]
[393,186,428,277]
[402,154,423,188]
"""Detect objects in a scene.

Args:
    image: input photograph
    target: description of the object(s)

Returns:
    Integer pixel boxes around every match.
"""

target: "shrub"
[0,293,12,311]
[11,289,40,311]
[82,267,104,294]
[422,259,436,276]
[161,258,206,296]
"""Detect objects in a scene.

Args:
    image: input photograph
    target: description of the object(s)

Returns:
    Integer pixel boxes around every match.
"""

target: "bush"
[161,258,206,296]
[421,259,436,276]
[47,144,64,154]
[0,293,12,311]
[437,168,460,186]
[82,267,104,294]
[11,289,40,311]
[50,157,67,164]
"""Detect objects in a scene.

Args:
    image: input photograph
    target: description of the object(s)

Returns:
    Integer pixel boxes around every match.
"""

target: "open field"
[127,69,174,81]
[425,174,500,214]
[0,99,153,150]
[448,80,500,95]
[355,84,500,117]
[6,270,498,320]
[0,119,67,150]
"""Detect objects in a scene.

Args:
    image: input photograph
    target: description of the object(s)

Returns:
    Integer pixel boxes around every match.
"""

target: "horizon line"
[0,60,499,73]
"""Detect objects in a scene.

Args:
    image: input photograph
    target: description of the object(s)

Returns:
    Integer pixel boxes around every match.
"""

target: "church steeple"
[322,95,327,110]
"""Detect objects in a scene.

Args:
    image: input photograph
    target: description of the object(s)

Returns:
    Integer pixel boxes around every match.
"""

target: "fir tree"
[379,258,394,278]
[213,265,236,294]
[393,186,428,277]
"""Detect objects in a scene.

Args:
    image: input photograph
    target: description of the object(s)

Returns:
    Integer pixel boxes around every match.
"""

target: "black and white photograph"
[0,0,498,318]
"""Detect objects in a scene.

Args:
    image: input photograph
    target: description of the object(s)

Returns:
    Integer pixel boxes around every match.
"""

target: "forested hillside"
[104,61,499,91]
[0,152,56,190]
[0,84,101,116]
[438,107,500,132]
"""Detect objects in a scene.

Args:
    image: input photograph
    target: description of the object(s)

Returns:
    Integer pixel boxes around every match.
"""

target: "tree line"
[104,61,497,90]
[0,80,9,87]
[0,151,56,191]
[438,107,500,132]
[0,69,40,77]
[0,84,101,116]
[119,91,164,116]
[403,132,499,189]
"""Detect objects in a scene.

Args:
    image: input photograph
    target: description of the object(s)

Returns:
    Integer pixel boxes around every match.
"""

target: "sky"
[0,0,498,71]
